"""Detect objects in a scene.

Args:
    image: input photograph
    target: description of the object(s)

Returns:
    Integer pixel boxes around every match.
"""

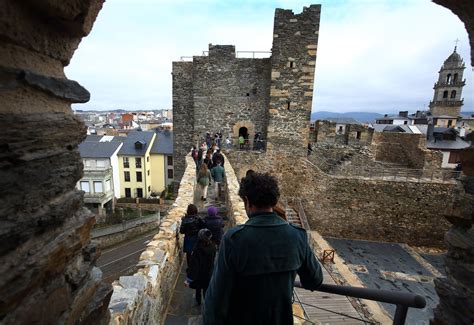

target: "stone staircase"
[285,205,303,228]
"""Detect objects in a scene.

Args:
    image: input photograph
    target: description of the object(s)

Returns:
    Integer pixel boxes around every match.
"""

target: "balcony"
[434,79,466,88]
[429,99,464,107]
[83,191,113,204]
[83,167,112,178]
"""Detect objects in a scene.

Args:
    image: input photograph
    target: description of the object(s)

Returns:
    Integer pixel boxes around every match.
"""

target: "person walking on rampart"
[197,164,211,201]
[204,206,224,247]
[211,162,225,199]
[179,204,204,268]
[212,149,224,168]
[203,173,323,325]
[185,228,216,306]
[191,146,198,166]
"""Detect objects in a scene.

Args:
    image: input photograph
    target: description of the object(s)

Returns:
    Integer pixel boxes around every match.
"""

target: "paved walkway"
[165,183,225,325]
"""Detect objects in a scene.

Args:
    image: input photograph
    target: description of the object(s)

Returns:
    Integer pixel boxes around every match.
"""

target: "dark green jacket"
[211,165,225,183]
[203,212,323,325]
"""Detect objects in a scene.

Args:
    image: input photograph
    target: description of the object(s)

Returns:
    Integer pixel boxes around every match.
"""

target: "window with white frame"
[93,181,103,193]
[80,181,90,193]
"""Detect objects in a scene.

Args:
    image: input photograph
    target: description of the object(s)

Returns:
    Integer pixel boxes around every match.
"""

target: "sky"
[66,0,474,114]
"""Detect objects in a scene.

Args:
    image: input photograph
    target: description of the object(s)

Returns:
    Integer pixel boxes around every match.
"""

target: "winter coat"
[211,165,225,183]
[180,214,204,253]
[204,214,224,245]
[187,243,216,289]
[203,212,323,325]
[212,152,225,167]
[197,170,211,187]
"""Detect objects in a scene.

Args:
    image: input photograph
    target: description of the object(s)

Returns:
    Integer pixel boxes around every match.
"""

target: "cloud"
[67,0,473,113]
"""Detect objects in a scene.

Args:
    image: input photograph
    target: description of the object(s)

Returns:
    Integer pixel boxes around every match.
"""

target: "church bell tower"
[429,46,466,124]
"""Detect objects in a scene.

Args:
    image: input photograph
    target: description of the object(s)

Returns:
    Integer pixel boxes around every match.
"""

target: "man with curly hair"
[203,172,323,324]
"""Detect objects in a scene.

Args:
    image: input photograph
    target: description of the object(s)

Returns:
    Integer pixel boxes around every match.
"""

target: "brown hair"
[198,163,208,178]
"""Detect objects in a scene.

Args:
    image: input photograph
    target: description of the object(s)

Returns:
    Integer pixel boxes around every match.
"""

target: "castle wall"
[226,151,453,247]
[172,61,194,181]
[192,45,271,142]
[371,132,440,169]
[267,5,321,156]
[0,1,112,323]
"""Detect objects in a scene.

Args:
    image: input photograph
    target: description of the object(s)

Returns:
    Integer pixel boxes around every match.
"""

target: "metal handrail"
[305,156,459,182]
[294,281,426,325]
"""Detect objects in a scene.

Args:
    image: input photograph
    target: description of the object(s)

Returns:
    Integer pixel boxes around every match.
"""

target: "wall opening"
[238,127,248,138]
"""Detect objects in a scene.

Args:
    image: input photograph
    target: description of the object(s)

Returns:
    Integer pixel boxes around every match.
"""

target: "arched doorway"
[238,127,248,138]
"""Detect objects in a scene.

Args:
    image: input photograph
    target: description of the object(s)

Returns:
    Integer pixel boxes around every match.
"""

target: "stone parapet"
[222,154,248,225]
[108,154,248,323]
[108,155,196,324]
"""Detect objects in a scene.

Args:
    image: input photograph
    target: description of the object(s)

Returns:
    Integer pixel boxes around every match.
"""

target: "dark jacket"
[211,165,225,183]
[212,152,225,167]
[187,242,216,289]
[180,214,204,253]
[203,212,323,325]
[204,215,224,245]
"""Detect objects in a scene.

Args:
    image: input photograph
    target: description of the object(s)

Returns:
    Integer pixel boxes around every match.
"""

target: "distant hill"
[310,111,384,123]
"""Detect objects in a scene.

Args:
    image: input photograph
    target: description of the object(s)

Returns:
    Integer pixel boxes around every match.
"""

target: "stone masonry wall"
[372,132,441,169]
[226,151,453,247]
[172,61,194,182]
[266,5,321,157]
[0,1,112,324]
[108,155,248,324]
[304,176,452,247]
[192,45,271,142]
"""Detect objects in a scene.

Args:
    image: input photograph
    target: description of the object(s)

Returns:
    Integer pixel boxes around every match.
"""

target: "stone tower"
[266,5,321,156]
[172,5,321,181]
[429,47,466,121]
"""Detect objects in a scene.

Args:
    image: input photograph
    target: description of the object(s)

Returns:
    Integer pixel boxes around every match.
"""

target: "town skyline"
[67,0,473,113]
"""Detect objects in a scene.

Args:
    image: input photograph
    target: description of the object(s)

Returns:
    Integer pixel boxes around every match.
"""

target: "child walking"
[185,229,216,306]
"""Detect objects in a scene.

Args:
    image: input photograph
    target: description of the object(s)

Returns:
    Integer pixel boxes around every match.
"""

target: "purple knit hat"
[207,206,218,216]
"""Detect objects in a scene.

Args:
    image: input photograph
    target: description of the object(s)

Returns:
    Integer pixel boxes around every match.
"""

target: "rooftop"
[150,131,173,155]
[118,130,155,156]
[79,136,123,158]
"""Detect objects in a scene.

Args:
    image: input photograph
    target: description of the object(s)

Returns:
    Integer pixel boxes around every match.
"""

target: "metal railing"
[305,156,459,183]
[236,51,272,58]
[221,139,266,152]
[429,99,464,106]
[294,281,426,325]
[180,50,271,61]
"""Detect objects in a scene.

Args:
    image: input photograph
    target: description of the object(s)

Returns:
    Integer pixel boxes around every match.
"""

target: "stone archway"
[232,121,255,140]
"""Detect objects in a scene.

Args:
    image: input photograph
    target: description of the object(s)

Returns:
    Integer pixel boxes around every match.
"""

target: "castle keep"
[173,5,321,180]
